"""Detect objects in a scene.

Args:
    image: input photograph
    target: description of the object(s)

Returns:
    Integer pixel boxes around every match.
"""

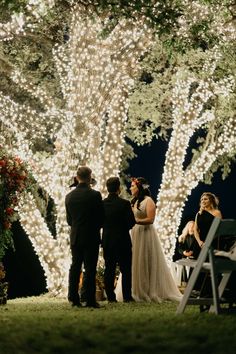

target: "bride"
[116,177,182,302]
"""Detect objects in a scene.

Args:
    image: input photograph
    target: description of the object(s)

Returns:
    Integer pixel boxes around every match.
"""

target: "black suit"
[65,183,104,305]
[102,193,135,301]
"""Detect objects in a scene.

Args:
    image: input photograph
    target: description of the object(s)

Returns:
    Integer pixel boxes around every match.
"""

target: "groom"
[102,177,136,302]
[65,166,104,308]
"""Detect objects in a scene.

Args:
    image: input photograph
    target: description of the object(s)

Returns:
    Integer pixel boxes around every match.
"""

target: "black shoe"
[124,297,135,303]
[108,299,117,303]
[70,301,82,307]
[200,305,210,313]
[68,297,82,307]
[85,302,101,308]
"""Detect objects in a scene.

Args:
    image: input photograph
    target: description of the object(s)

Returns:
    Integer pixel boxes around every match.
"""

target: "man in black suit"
[65,166,104,308]
[102,177,136,302]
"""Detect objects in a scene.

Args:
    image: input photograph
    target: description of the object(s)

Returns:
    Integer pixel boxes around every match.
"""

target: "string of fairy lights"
[0,0,56,41]
[17,193,69,296]
[0,4,153,295]
[154,52,235,264]
[0,13,25,40]
[0,1,235,293]
[177,1,236,42]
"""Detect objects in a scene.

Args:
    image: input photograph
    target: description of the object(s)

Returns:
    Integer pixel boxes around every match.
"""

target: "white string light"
[177,1,236,42]
[1,1,235,292]
[154,52,235,264]
[0,5,153,295]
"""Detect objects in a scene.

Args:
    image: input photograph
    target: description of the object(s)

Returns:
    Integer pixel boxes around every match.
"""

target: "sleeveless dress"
[196,210,215,242]
[116,196,182,302]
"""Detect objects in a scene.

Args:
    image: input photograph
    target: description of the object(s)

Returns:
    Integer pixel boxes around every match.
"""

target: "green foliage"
[204,154,236,184]
[0,3,69,151]
[120,142,136,178]
[127,41,171,145]
[0,147,35,260]
[0,0,235,186]
[127,38,236,181]
[0,0,27,19]
[0,229,14,260]
[0,263,8,304]
[191,44,236,181]
[74,0,183,33]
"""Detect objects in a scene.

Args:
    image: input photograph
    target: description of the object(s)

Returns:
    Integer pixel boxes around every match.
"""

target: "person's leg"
[119,248,132,301]
[68,244,83,305]
[104,253,117,302]
[83,243,99,306]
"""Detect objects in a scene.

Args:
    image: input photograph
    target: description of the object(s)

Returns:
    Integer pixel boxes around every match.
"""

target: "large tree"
[127,41,236,261]
[0,2,153,295]
[0,0,235,294]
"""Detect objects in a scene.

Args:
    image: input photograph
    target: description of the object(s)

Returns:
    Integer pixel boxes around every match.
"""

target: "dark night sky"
[128,138,236,227]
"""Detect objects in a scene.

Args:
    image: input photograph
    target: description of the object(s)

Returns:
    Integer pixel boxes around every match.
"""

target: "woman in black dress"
[194,192,222,251]
[193,192,222,307]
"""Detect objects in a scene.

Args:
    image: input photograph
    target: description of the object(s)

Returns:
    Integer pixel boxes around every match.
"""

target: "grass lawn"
[0,295,236,354]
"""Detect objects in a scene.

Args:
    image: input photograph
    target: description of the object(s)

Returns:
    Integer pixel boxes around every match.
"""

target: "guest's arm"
[178,224,189,243]
[213,209,222,219]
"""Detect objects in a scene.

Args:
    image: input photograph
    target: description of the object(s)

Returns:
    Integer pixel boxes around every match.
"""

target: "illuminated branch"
[155,59,235,263]
[18,192,70,297]
[0,0,56,40]
[0,5,153,295]
[2,0,234,292]
[0,13,25,40]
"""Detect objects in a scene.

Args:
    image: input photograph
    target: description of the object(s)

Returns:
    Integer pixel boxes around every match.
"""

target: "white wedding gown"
[116,196,182,302]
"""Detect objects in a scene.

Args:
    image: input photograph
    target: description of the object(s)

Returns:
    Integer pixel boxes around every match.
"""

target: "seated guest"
[172,221,199,284]
[194,192,222,250]
[178,221,199,259]
[193,192,222,309]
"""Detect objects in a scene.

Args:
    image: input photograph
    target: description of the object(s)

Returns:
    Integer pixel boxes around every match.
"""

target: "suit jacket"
[65,183,104,246]
[102,193,136,251]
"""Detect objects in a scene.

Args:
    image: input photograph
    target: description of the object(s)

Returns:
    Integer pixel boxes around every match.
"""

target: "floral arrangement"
[96,248,120,297]
[0,262,8,304]
[0,146,33,261]
[96,249,105,291]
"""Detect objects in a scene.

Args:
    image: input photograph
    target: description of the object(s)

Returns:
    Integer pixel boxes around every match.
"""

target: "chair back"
[176,218,236,314]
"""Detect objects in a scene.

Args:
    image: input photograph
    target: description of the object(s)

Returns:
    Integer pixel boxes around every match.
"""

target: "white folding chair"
[176,218,236,314]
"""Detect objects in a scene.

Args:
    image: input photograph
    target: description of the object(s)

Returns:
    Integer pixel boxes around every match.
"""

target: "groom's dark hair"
[106,177,120,193]
[77,166,92,183]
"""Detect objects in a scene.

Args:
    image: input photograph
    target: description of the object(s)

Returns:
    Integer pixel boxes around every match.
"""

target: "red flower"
[0,147,34,259]
[3,221,11,229]
[0,159,6,167]
[5,208,14,216]
[19,173,27,180]
[14,157,22,164]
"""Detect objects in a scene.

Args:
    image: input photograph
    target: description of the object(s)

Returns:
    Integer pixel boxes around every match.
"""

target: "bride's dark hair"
[131,177,153,210]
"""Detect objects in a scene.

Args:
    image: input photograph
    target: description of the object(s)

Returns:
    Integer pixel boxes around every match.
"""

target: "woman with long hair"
[128,177,182,302]
[194,192,222,251]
